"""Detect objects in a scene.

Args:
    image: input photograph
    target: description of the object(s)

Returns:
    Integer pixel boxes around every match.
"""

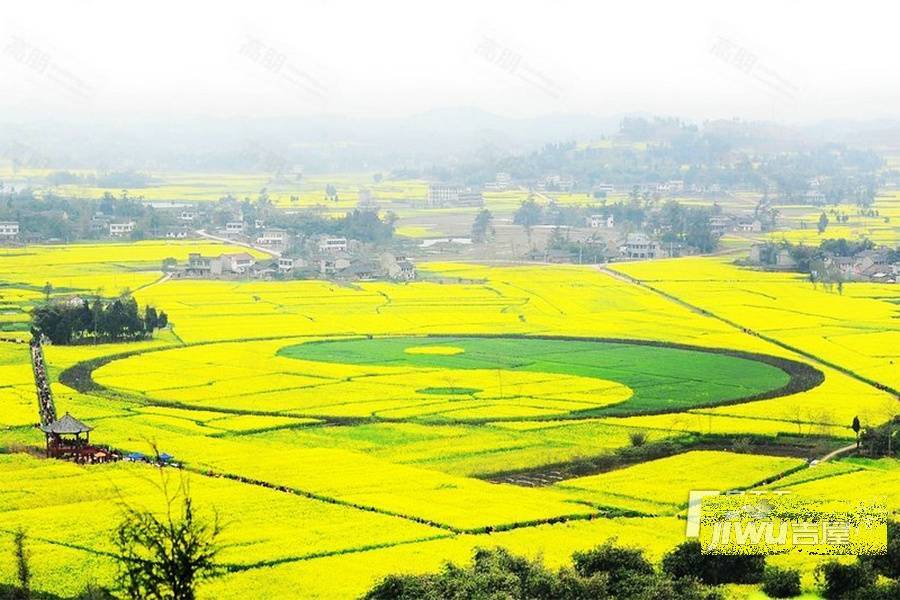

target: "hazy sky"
[2,0,897,123]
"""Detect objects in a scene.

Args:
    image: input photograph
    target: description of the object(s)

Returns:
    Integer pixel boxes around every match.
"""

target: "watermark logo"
[474,34,561,99]
[3,34,97,102]
[237,34,330,103]
[707,24,801,106]
[689,490,886,555]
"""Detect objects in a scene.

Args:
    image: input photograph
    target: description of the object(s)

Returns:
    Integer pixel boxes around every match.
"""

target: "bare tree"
[113,466,223,600]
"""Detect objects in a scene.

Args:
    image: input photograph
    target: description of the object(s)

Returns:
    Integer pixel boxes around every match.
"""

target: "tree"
[145,306,159,331]
[12,528,31,600]
[114,471,222,600]
[33,296,167,344]
[43,282,53,302]
[470,209,494,244]
[157,311,168,329]
[513,196,542,247]
[853,415,861,448]
[817,211,829,234]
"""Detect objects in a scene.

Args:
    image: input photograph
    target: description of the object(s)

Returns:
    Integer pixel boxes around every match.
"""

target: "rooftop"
[40,412,93,435]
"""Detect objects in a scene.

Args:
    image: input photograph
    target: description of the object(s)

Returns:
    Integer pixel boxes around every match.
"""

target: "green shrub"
[761,566,801,597]
[815,561,876,599]
[859,520,899,580]
[628,431,648,447]
[572,540,654,586]
[661,540,765,585]
[364,543,725,600]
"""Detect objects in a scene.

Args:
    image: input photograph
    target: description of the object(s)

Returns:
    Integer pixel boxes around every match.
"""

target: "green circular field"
[278,336,821,417]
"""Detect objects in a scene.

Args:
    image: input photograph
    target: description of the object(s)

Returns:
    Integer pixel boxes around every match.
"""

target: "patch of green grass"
[278,336,793,415]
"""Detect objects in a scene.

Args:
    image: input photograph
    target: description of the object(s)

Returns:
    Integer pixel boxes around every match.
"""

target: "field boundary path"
[194,229,281,257]
[817,443,858,463]
[30,338,57,425]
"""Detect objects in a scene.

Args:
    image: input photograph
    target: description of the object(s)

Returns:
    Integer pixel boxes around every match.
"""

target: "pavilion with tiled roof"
[40,412,93,457]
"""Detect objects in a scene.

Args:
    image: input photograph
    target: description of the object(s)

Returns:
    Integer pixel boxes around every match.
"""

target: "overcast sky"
[2,0,897,124]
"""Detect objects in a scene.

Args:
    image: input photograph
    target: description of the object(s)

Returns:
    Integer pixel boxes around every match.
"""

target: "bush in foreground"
[363,544,723,600]
[761,566,801,598]
[859,519,900,580]
[661,540,765,585]
[816,562,876,599]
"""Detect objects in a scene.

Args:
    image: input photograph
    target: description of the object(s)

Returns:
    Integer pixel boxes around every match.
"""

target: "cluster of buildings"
[749,243,899,283]
[175,235,416,283]
[708,214,764,236]
[823,251,899,283]
[426,184,484,208]
[0,221,20,240]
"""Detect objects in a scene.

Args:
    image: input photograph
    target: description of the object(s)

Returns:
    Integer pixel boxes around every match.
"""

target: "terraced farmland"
[1,241,897,598]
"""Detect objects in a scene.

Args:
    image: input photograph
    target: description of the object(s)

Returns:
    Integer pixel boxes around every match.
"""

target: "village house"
[484,172,513,192]
[708,215,732,237]
[225,221,245,235]
[164,228,191,239]
[278,256,307,273]
[317,237,348,253]
[186,253,214,276]
[589,214,615,229]
[357,188,379,211]
[426,184,484,208]
[320,252,351,275]
[805,190,826,203]
[249,260,278,280]
[380,253,416,281]
[178,210,196,222]
[220,252,255,274]
[339,260,379,280]
[593,183,616,195]
[185,252,256,277]
[256,228,289,246]
[108,222,135,237]
[0,221,20,238]
[623,233,664,259]
[775,249,797,269]
[736,218,763,233]
[826,250,895,281]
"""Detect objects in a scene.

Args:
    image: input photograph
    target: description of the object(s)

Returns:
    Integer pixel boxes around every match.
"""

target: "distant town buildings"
[540,174,574,192]
[589,214,615,229]
[426,184,484,208]
[623,233,665,259]
[317,237,349,253]
[256,228,289,246]
[380,253,417,281]
[357,188,379,211]
[108,222,135,237]
[0,221,20,238]
[225,221,245,234]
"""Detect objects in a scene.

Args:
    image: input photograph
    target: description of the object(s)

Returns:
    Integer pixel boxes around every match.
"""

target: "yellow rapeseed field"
[0,237,897,598]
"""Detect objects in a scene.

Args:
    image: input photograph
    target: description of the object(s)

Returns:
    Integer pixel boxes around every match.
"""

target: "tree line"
[32,295,168,345]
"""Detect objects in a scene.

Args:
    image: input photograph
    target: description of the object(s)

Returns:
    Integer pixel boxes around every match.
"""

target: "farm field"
[0,238,897,598]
